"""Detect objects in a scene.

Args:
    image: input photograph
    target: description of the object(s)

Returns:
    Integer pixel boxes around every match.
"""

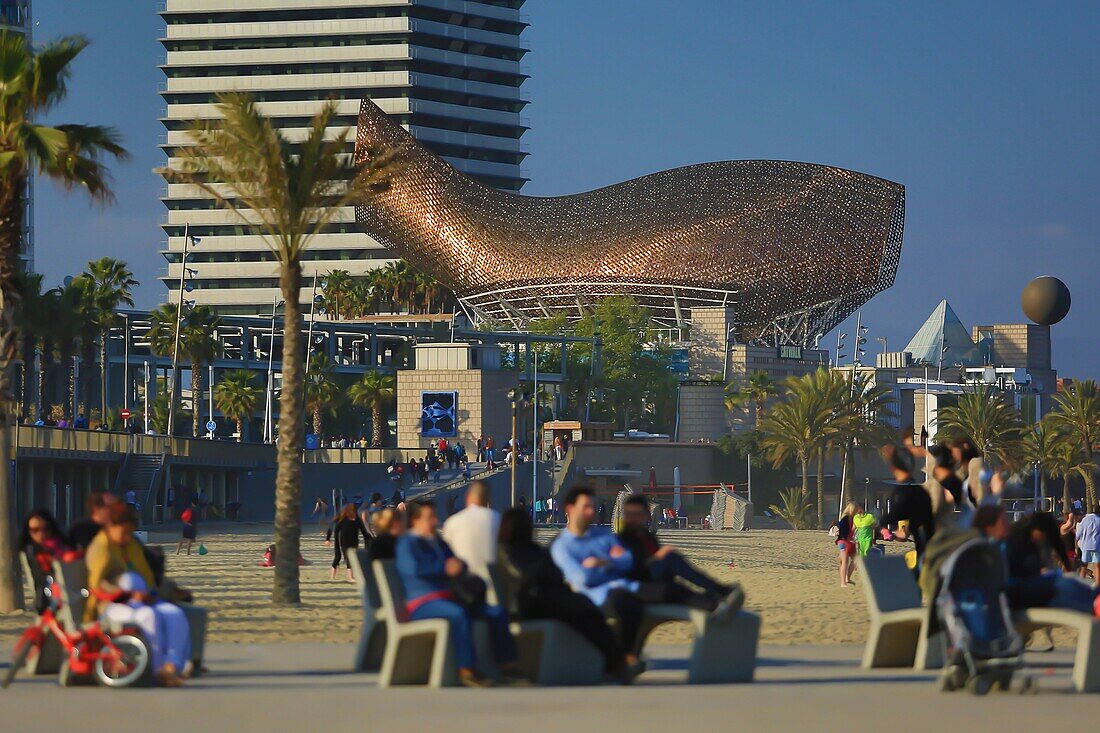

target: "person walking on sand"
[176,507,198,556]
[327,503,370,581]
[836,502,858,587]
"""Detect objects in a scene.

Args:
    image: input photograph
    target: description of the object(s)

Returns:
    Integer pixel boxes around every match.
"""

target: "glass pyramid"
[902,299,981,366]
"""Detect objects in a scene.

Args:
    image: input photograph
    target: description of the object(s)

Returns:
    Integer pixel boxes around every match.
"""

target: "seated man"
[551,486,743,655]
[617,495,740,606]
[395,500,517,687]
[440,480,499,583]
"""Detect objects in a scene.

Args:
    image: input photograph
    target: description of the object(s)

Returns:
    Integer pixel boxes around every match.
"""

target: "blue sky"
[31,1,1100,375]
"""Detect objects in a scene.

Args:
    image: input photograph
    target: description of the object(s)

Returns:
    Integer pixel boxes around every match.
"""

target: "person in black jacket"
[496,508,640,682]
[616,495,740,607]
[326,503,370,581]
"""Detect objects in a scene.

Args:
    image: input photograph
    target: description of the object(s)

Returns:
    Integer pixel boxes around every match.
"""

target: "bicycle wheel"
[93,634,150,688]
[1,637,35,689]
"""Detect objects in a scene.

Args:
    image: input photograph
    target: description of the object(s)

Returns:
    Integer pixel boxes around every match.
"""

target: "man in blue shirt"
[551,486,739,656]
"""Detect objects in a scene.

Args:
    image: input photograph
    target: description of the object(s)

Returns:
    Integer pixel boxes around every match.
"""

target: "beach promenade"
[1,641,1093,732]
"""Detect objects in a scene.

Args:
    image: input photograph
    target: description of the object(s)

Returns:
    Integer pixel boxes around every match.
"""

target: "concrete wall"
[237,462,395,522]
[688,306,735,378]
[677,382,729,442]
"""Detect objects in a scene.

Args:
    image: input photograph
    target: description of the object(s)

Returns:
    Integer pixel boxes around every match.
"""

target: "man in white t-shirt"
[441,480,500,582]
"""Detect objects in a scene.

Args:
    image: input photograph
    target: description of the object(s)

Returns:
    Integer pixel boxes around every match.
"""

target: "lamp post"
[143,360,150,434]
[208,363,215,439]
[532,353,538,517]
[167,223,200,438]
[263,296,284,444]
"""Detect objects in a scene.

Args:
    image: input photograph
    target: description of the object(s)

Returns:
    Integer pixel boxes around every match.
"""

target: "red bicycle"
[2,575,151,689]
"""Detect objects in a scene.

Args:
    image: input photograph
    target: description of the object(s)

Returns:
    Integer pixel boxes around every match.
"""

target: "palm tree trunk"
[191,367,202,438]
[312,408,322,441]
[841,443,854,513]
[236,418,243,443]
[0,179,24,611]
[800,456,810,525]
[372,403,383,447]
[34,342,43,419]
[273,261,304,605]
[815,449,826,530]
[100,336,108,424]
[1085,460,1098,513]
[1063,475,1072,516]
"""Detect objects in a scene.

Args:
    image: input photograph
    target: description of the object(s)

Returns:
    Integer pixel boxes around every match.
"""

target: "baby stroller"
[935,538,1027,694]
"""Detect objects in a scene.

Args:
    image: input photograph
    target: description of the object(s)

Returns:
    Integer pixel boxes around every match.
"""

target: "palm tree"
[304,352,340,440]
[147,302,222,436]
[837,371,895,510]
[320,269,352,320]
[14,272,52,418]
[76,257,138,420]
[1022,418,1069,508]
[1047,379,1100,511]
[760,370,843,528]
[936,385,1025,467]
[214,369,261,442]
[724,370,778,429]
[0,37,126,608]
[163,92,403,604]
[769,486,814,530]
[51,282,88,420]
[348,370,396,447]
[181,305,221,437]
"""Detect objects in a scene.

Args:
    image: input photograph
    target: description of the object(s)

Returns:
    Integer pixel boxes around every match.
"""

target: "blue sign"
[421,391,458,437]
[206,420,217,433]
[305,433,319,450]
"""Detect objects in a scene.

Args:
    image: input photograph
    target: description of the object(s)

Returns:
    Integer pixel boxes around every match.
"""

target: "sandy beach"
[0,522,1075,650]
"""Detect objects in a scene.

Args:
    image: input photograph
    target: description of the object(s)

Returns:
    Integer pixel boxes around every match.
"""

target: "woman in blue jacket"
[395,500,517,686]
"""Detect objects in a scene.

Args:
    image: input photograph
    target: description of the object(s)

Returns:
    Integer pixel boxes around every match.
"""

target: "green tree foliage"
[1047,379,1100,511]
[162,92,403,605]
[214,369,261,442]
[936,385,1024,468]
[0,33,127,611]
[304,352,341,439]
[769,486,815,530]
[348,370,397,447]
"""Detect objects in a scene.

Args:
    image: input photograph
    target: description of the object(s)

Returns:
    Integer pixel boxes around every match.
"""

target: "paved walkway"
[1,643,1093,732]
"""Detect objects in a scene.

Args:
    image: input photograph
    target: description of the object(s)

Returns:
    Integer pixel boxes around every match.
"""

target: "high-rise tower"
[158,0,529,314]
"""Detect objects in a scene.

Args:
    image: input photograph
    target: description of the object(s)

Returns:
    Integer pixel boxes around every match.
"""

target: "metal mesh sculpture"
[354,99,904,345]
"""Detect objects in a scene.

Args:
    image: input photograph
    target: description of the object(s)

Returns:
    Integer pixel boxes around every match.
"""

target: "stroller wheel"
[996,672,1013,691]
[938,669,958,692]
[967,674,993,696]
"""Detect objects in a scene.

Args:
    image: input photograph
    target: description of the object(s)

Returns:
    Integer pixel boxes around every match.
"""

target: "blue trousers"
[410,599,517,670]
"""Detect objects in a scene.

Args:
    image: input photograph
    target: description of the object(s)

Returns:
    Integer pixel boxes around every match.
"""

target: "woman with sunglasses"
[18,510,74,613]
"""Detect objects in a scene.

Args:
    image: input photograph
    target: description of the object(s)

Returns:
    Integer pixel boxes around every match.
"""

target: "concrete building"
[158,0,530,314]
[396,342,517,450]
[677,306,829,441]
[2,0,32,271]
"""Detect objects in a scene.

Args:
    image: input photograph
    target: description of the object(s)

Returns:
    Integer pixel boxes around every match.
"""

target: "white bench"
[1013,608,1100,693]
[372,559,461,687]
[349,550,387,672]
[485,564,605,686]
[635,604,761,684]
[856,554,941,669]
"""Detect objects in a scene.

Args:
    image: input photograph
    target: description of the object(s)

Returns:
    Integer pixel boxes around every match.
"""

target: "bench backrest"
[353,549,383,611]
[51,560,90,631]
[857,553,921,614]
[373,559,408,625]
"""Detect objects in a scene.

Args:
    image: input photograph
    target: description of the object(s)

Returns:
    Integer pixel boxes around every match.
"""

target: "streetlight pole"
[167,223,198,438]
[532,354,538,516]
[208,363,215,439]
[264,296,283,444]
[143,360,150,434]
